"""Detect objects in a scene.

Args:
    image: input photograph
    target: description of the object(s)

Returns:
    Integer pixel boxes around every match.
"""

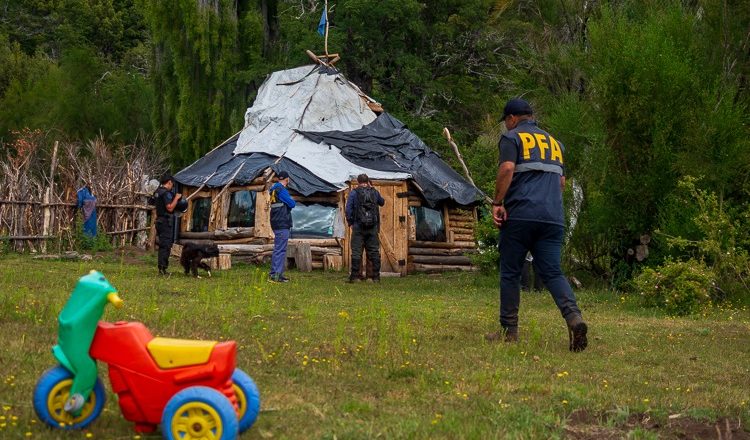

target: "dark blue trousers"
[270,229,290,277]
[499,220,581,330]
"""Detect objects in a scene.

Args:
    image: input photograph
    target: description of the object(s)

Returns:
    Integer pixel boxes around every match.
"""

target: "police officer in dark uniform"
[154,174,182,276]
[485,98,588,352]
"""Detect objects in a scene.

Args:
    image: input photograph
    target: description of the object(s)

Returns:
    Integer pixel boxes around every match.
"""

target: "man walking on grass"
[269,171,295,283]
[485,98,588,352]
[346,174,385,283]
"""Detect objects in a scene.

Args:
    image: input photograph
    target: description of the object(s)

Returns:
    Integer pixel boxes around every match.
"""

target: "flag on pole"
[317,6,327,36]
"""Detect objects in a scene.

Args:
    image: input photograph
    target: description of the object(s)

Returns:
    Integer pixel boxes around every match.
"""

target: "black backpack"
[356,187,378,227]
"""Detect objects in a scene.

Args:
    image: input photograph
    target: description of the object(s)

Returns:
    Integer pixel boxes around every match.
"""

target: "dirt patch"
[565,410,749,440]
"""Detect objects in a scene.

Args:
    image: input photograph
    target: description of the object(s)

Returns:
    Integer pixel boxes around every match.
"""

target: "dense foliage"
[0,0,748,301]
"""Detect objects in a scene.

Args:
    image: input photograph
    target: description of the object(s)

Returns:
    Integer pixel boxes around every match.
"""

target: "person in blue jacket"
[76,183,97,238]
[269,171,295,283]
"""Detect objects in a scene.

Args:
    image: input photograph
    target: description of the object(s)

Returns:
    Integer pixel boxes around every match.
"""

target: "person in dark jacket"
[345,174,385,283]
[485,98,587,352]
[269,171,296,283]
[154,174,182,276]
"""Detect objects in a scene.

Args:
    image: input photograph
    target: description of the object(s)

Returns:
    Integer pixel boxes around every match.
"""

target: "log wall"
[406,205,478,273]
[178,180,479,274]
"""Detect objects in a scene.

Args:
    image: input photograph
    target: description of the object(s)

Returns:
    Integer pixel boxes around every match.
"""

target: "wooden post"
[295,242,313,272]
[42,141,59,253]
[136,177,149,249]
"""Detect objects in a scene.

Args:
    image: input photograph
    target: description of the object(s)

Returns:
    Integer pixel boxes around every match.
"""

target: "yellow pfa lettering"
[534,134,549,160]
[550,137,563,164]
[518,133,536,160]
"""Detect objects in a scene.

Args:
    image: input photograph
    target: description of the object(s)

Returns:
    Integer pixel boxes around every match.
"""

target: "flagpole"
[324,0,329,57]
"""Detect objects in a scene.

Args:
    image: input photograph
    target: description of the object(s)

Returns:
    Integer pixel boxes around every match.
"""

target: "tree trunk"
[261,0,279,57]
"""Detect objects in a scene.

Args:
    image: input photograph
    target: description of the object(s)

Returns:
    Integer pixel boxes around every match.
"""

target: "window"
[291,203,338,238]
[190,197,212,232]
[410,206,446,242]
[227,190,256,228]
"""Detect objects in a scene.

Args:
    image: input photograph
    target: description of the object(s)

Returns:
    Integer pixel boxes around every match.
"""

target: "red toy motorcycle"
[33,271,260,439]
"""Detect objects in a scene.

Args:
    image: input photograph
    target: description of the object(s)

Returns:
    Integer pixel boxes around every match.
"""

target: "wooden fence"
[0,199,154,252]
[0,134,165,253]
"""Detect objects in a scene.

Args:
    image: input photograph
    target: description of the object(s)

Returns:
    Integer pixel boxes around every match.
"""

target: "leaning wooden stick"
[442,128,492,204]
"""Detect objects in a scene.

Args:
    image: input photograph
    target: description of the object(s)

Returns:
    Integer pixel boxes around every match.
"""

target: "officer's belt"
[270,202,285,208]
[514,162,563,175]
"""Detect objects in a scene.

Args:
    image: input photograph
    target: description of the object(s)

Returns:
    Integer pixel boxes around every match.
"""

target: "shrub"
[633,259,715,316]
[471,208,499,274]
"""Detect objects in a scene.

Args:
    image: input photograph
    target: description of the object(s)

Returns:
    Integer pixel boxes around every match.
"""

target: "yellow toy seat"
[146,337,217,369]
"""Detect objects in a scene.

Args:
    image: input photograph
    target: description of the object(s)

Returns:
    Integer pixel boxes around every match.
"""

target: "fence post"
[41,141,59,253]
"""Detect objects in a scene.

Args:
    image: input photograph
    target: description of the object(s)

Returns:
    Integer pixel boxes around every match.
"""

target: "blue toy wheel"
[232,368,261,432]
[161,386,239,440]
[32,365,105,430]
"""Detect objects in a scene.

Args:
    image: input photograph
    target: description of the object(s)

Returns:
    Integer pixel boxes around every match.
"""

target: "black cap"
[502,98,533,120]
[277,171,289,180]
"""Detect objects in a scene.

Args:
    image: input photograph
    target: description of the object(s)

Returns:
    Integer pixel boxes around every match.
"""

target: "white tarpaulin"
[234,65,410,185]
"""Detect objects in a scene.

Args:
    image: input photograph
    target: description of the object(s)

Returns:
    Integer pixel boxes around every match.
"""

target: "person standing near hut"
[485,98,588,352]
[346,174,385,283]
[75,182,97,238]
[154,174,182,276]
[269,171,295,283]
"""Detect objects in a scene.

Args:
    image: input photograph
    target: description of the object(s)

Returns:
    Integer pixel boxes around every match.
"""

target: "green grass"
[0,251,748,439]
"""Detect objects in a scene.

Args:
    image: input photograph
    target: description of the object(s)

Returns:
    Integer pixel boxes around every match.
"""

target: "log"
[635,244,649,262]
[293,242,313,272]
[310,246,342,255]
[171,243,183,258]
[412,263,478,273]
[0,235,55,240]
[449,227,474,235]
[323,255,343,271]
[408,247,477,256]
[218,244,274,254]
[289,238,339,246]
[207,254,232,271]
[106,227,151,235]
[410,255,472,265]
[453,234,474,241]
[409,240,476,249]
[180,228,255,240]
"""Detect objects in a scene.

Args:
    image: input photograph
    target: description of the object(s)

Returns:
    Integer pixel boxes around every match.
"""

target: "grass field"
[0,250,748,439]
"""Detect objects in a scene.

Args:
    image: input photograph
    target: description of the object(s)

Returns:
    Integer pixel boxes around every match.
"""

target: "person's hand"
[492,205,507,228]
[175,193,182,200]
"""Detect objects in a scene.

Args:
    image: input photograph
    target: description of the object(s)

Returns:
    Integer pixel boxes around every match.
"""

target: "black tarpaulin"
[298,113,484,206]
[174,133,339,196]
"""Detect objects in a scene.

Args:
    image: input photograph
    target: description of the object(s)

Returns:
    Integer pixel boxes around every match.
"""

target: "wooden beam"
[410,255,472,265]
[408,247,477,256]
[412,263,478,273]
[409,240,476,249]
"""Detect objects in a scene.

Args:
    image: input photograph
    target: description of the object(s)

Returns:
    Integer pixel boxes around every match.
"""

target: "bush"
[471,208,499,274]
[73,215,111,253]
[633,259,715,316]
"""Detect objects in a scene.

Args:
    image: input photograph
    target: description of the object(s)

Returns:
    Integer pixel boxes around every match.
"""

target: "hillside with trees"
[1,0,748,303]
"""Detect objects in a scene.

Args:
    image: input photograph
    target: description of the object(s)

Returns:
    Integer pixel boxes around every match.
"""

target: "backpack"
[356,187,378,227]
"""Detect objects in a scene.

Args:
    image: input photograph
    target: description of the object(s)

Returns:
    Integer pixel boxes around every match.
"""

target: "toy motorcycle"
[32,270,260,439]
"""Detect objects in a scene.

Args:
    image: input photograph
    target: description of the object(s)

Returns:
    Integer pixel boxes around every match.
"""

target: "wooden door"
[372,181,408,275]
